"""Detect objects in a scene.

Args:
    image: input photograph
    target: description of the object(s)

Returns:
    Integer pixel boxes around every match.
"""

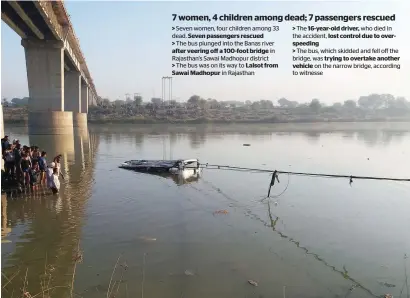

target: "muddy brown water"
[2,123,410,298]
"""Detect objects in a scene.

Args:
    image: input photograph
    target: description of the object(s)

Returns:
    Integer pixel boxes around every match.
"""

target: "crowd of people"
[1,135,63,194]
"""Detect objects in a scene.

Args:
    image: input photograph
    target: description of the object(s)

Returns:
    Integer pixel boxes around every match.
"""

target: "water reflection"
[170,132,177,159]
[356,131,380,147]
[1,194,11,244]
[302,131,321,143]
[103,133,113,148]
[264,201,378,298]
[2,123,409,298]
[1,129,98,297]
[188,130,207,149]
[134,133,144,148]
[122,169,201,186]
[342,131,355,139]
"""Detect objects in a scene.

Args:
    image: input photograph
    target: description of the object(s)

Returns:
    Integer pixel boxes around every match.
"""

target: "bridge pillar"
[22,39,73,135]
[64,70,86,132]
[88,89,94,107]
[64,70,81,113]
[71,84,88,134]
[82,85,89,114]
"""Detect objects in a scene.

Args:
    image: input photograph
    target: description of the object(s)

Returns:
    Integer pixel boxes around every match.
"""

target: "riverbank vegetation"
[2,93,410,124]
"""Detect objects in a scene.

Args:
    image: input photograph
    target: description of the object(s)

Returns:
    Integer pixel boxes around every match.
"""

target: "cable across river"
[199,163,410,182]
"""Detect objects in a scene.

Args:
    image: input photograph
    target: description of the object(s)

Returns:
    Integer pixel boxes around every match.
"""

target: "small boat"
[119,159,201,176]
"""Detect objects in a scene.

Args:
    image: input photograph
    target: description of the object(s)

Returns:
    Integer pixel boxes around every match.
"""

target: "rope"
[199,164,410,182]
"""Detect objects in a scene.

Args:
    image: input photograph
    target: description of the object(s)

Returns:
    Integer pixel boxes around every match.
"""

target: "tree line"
[2,97,29,107]
[93,93,409,112]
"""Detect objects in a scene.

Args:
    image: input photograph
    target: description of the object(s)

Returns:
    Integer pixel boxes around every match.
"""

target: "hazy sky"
[1,0,409,104]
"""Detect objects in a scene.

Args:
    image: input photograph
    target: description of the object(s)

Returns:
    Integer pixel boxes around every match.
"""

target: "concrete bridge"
[1,0,98,135]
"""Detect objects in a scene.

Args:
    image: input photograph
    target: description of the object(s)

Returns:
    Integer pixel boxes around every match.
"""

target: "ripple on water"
[2,124,410,298]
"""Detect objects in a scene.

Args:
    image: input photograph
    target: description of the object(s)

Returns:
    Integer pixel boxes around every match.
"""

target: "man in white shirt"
[46,162,55,189]
[50,167,60,194]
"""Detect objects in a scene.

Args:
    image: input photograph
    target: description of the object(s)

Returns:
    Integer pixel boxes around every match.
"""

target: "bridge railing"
[38,1,97,97]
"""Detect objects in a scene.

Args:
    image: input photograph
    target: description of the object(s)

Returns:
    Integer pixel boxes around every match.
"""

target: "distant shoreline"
[3,106,410,126]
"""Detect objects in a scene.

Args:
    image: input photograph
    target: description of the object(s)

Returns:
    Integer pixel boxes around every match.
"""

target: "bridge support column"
[72,84,88,134]
[73,113,87,133]
[82,85,89,114]
[88,89,94,107]
[64,70,81,113]
[64,70,86,132]
[22,39,73,135]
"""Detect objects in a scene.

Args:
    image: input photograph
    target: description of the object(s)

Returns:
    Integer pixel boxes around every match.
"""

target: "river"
[1,122,410,298]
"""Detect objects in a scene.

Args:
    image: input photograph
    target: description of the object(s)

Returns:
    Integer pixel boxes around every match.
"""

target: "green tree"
[396,97,409,109]
[358,94,384,110]
[134,95,143,106]
[188,95,201,105]
[278,97,289,107]
[251,101,261,110]
[332,102,342,109]
[198,98,208,109]
[387,96,409,110]
[96,96,103,106]
[278,97,298,108]
[114,99,125,108]
[343,100,357,109]
[309,98,321,113]
[101,98,111,107]
[151,97,162,106]
[260,100,273,109]
[11,97,28,106]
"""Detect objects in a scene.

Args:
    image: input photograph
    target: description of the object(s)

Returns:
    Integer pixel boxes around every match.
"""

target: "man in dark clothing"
[14,144,22,183]
[4,144,15,179]
[20,153,31,186]
[29,160,40,189]
[1,136,9,155]
[38,151,47,185]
